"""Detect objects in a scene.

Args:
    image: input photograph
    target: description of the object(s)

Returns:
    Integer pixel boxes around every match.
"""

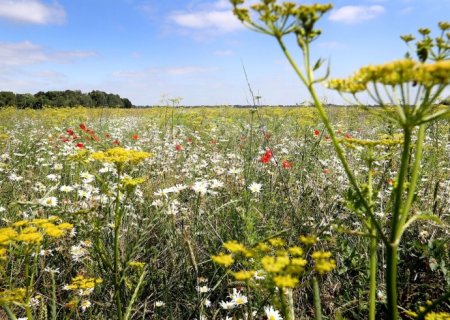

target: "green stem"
[398,125,426,232]
[51,272,57,320]
[369,230,377,320]
[391,128,411,241]
[123,271,146,320]
[2,305,17,320]
[312,277,323,320]
[386,244,399,320]
[114,167,124,320]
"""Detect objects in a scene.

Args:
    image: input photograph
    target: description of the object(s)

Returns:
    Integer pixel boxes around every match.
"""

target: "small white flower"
[60,185,74,193]
[264,305,283,320]
[70,245,87,262]
[219,300,236,310]
[39,196,58,207]
[80,300,91,311]
[154,301,165,307]
[230,288,247,306]
[53,163,63,171]
[192,180,208,196]
[46,174,59,182]
[248,182,262,194]
[196,285,210,293]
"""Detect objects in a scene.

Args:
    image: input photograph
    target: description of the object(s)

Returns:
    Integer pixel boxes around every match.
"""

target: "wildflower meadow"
[0,1,449,320]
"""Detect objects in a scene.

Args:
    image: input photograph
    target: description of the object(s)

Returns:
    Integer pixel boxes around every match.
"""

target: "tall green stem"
[369,231,377,320]
[386,244,399,320]
[312,277,323,320]
[114,167,123,320]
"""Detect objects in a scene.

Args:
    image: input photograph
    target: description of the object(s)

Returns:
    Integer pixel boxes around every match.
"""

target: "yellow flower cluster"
[311,251,337,274]
[211,235,336,289]
[90,147,151,166]
[0,288,26,304]
[328,59,450,93]
[0,217,73,258]
[122,177,146,188]
[64,275,103,291]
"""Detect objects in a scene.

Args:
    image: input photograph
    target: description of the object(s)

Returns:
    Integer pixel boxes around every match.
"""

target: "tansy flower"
[211,253,234,267]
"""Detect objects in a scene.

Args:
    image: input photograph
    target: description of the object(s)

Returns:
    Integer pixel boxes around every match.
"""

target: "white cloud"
[329,5,385,24]
[170,10,242,33]
[0,41,96,68]
[214,49,234,56]
[0,0,66,25]
[112,66,217,78]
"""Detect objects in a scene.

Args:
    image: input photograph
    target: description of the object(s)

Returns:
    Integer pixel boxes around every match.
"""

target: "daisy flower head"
[265,305,283,320]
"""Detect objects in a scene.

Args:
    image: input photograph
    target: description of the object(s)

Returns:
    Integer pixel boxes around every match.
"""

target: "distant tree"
[0,91,16,108]
[89,91,108,107]
[16,94,36,109]
[122,98,133,109]
[107,93,124,107]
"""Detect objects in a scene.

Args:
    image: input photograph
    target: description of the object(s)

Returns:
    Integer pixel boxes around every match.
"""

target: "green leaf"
[313,58,324,71]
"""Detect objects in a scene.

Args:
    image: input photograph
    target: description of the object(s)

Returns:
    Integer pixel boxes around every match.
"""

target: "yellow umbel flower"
[65,275,103,291]
[90,147,151,166]
[211,253,234,267]
[312,251,336,274]
[299,235,317,245]
[0,227,18,245]
[261,255,290,273]
[232,270,255,281]
[0,288,26,304]
[273,275,299,288]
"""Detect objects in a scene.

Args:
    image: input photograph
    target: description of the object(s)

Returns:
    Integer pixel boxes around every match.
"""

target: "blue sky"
[0,0,448,106]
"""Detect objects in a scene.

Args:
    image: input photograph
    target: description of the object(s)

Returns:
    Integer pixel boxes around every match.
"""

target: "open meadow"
[0,106,449,319]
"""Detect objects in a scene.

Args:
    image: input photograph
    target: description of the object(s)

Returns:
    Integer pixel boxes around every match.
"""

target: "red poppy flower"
[175,144,183,151]
[282,159,293,169]
[113,139,120,145]
[105,133,111,138]
[265,132,271,140]
[345,134,352,139]
[79,123,87,131]
[60,136,70,143]
[66,129,74,136]
[132,134,139,140]
[76,143,84,149]
[260,149,273,163]
[187,137,193,143]
[314,129,320,136]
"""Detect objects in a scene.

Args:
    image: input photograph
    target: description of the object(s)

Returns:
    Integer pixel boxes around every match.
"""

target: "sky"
[0,0,448,106]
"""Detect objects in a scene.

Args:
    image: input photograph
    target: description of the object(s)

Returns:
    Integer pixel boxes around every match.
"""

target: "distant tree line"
[0,90,133,109]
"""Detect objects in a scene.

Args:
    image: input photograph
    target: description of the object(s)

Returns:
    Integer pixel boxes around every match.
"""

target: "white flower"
[264,306,283,320]
[53,163,63,171]
[154,301,165,307]
[70,245,87,262]
[60,185,74,193]
[46,174,59,181]
[80,171,95,183]
[196,285,210,293]
[0,207,6,213]
[248,182,262,194]
[39,196,58,207]
[8,173,23,182]
[230,288,247,306]
[80,300,91,311]
[204,299,211,307]
[192,180,208,196]
[219,300,236,310]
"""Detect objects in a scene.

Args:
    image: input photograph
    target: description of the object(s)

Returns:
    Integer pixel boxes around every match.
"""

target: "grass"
[0,106,449,319]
